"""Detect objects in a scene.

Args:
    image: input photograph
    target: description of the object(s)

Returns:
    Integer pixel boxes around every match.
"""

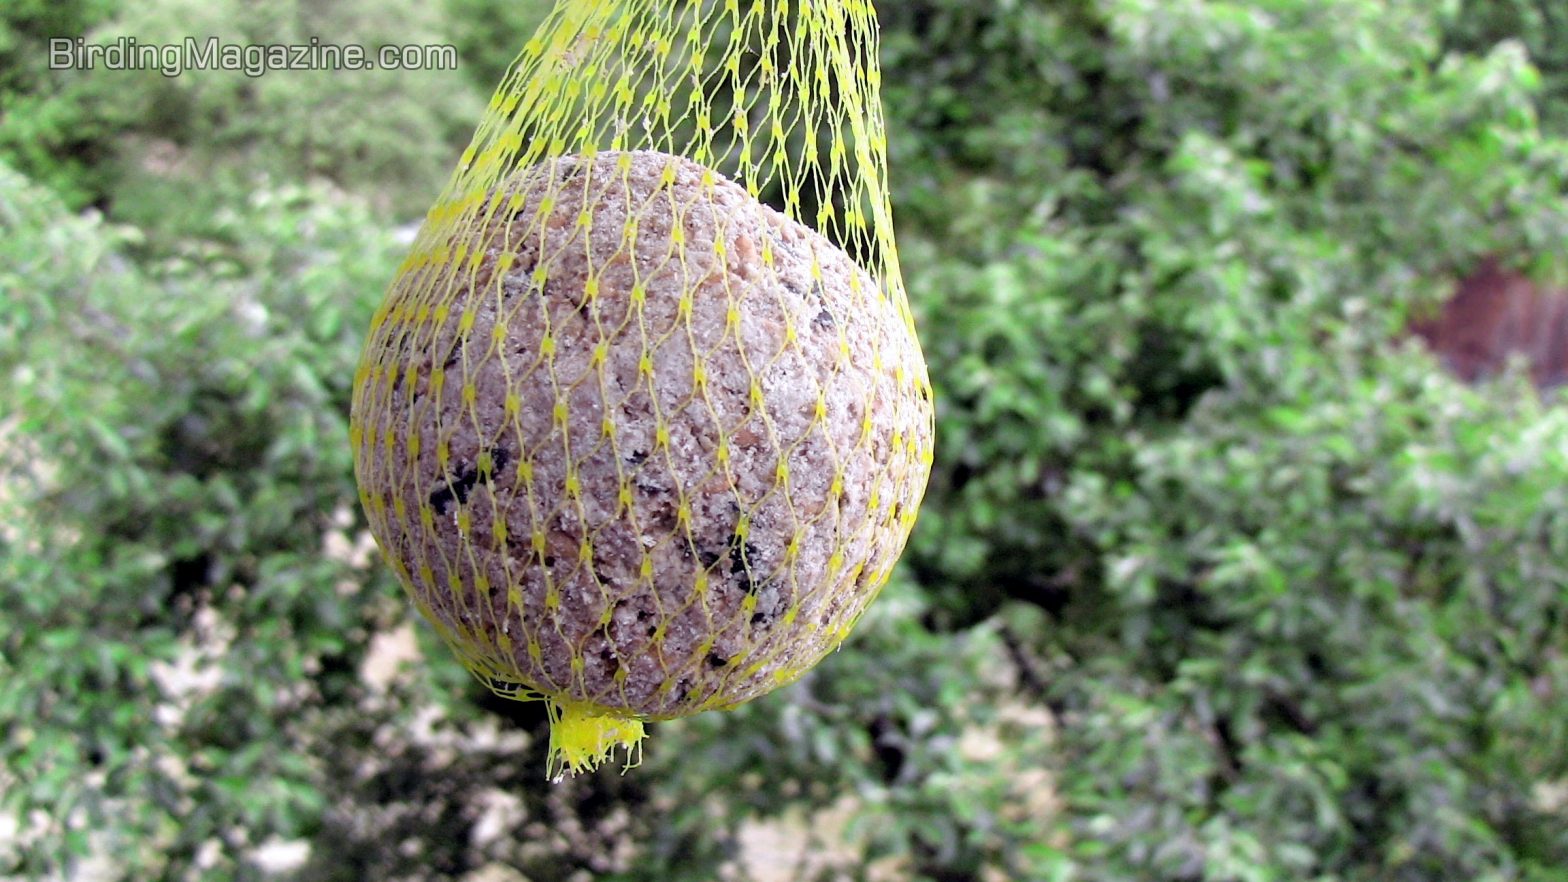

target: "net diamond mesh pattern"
[349,0,932,776]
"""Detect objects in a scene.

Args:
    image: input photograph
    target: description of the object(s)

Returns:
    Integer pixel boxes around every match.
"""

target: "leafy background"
[3,0,1568,880]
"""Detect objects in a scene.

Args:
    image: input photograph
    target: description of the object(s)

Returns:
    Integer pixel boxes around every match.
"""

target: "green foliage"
[104,0,481,225]
[886,0,1568,878]
[3,0,1568,880]
[0,162,415,878]
[441,0,551,96]
[0,0,125,206]
[1446,0,1568,133]
[0,0,484,228]
[637,584,1061,881]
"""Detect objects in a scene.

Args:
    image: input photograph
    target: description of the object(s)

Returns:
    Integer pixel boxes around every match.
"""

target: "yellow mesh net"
[349,0,933,778]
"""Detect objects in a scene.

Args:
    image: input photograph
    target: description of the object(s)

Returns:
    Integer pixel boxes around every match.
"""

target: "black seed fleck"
[727,537,762,595]
[593,627,619,673]
[429,464,481,515]
[486,446,511,481]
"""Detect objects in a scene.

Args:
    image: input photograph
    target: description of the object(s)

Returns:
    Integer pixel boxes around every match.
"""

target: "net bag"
[350,0,933,778]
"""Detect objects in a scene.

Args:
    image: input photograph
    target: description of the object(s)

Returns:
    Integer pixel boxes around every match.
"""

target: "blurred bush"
[0,0,495,230]
[2,0,1568,881]
[0,159,408,877]
[887,0,1568,878]
[0,0,124,207]
[1444,0,1568,132]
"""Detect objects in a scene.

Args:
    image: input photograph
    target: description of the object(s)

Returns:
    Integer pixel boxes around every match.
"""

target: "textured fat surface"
[354,151,932,718]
